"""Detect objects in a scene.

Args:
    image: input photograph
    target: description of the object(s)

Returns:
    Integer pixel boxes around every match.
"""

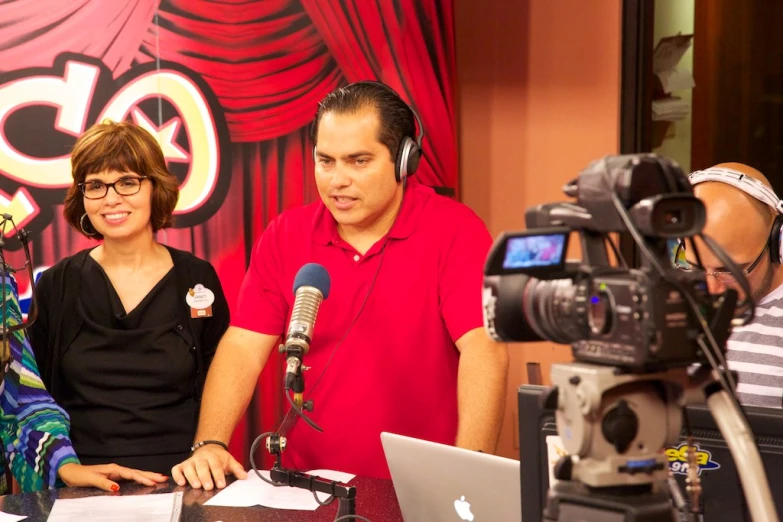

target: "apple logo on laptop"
[454,495,474,521]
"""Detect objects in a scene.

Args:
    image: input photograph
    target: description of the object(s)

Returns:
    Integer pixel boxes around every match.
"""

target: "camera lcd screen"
[503,234,567,269]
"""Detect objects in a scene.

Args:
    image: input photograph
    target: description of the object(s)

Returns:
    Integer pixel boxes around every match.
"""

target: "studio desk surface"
[0,476,403,521]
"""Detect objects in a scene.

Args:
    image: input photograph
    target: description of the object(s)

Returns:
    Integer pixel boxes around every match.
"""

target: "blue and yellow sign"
[666,442,721,476]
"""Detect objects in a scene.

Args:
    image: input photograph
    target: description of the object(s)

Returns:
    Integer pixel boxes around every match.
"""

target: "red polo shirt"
[233,181,492,478]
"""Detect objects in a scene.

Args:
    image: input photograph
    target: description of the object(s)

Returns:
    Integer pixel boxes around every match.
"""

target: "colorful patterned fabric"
[0,276,78,493]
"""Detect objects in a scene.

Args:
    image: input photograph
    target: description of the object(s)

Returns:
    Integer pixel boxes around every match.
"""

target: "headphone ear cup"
[395,137,414,183]
[406,143,422,177]
[770,215,783,264]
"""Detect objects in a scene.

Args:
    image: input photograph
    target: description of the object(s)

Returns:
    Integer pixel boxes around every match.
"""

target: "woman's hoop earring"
[80,213,97,237]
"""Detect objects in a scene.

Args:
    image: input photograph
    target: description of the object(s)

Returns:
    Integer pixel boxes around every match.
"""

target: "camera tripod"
[540,362,777,522]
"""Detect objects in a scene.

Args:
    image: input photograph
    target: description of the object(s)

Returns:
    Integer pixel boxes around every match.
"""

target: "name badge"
[186,284,215,318]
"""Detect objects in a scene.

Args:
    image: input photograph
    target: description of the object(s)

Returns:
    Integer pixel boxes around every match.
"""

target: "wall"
[455,0,623,460]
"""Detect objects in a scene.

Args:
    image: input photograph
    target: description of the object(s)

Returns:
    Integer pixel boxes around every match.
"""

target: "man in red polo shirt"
[172,82,509,489]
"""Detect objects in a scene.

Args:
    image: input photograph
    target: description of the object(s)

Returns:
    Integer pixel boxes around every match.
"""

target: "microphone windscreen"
[293,263,331,298]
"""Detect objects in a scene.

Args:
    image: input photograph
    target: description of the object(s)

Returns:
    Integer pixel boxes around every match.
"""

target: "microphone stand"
[263,344,357,518]
[284,346,312,412]
[0,219,37,385]
[267,439,357,517]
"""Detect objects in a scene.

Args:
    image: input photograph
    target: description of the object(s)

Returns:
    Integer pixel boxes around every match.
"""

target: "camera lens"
[588,285,613,335]
[483,274,593,344]
[522,278,586,344]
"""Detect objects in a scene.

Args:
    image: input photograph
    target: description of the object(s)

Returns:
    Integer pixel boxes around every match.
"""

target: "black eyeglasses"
[79,176,148,199]
[675,240,768,283]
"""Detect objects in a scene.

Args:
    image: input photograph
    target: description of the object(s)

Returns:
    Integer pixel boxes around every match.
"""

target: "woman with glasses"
[29,120,230,475]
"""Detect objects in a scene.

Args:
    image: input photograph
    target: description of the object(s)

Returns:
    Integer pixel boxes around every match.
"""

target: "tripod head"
[544,364,687,489]
[540,363,724,521]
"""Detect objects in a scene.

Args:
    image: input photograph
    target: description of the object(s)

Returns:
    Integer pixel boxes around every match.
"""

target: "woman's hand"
[57,463,168,492]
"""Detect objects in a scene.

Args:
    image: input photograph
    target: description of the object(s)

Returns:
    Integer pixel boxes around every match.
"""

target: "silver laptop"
[381,432,522,522]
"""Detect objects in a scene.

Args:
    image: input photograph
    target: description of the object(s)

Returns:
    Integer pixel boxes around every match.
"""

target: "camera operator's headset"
[687,166,783,264]
[312,80,425,183]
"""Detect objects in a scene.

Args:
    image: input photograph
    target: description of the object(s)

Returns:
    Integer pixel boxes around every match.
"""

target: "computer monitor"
[518,384,783,522]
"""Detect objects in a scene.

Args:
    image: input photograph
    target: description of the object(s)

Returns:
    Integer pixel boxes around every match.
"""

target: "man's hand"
[57,463,168,492]
[179,327,278,490]
[171,445,247,490]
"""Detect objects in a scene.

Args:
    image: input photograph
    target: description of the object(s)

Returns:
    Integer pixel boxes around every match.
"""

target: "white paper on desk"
[0,511,26,522]
[204,469,356,510]
[47,491,182,522]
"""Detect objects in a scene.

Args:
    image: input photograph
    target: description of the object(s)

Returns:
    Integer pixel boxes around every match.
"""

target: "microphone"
[283,263,331,395]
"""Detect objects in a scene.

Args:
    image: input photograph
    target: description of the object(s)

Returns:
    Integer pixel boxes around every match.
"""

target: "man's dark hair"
[311,82,417,162]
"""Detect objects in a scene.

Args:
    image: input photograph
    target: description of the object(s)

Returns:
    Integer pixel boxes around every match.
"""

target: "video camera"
[483,153,737,371]
[482,154,777,521]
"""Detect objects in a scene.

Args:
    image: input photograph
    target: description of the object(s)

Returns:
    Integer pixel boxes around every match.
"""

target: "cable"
[249,432,284,487]
[275,234,390,437]
[598,160,748,421]
[277,179,406,437]
[668,244,740,391]
[607,184,736,388]
[696,233,755,325]
[603,233,628,269]
[298,232,389,402]
[680,409,702,522]
[255,183,406,522]
[285,389,322,432]
[602,163,760,493]
[154,9,163,128]
[610,188,742,408]
[0,218,7,356]
[708,390,779,522]
[666,474,688,519]
[249,433,370,519]
[313,489,335,506]
[604,207,768,522]
[681,234,754,325]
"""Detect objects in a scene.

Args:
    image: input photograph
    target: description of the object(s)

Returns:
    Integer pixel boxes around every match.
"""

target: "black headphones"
[688,167,783,264]
[312,80,425,183]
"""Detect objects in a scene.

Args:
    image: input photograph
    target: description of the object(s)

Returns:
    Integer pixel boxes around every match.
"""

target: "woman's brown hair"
[64,120,180,239]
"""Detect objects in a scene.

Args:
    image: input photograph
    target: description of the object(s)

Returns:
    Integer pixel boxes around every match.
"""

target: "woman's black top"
[29,246,230,475]
[60,257,198,473]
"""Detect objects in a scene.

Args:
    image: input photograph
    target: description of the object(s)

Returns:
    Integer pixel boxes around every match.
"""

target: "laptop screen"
[518,384,783,522]
[381,431,522,522]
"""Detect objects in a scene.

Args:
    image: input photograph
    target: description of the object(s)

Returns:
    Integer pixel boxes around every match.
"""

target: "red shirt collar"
[312,181,432,246]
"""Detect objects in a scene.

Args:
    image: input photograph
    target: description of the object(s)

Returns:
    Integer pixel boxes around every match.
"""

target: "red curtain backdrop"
[301,0,457,188]
[0,0,457,469]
